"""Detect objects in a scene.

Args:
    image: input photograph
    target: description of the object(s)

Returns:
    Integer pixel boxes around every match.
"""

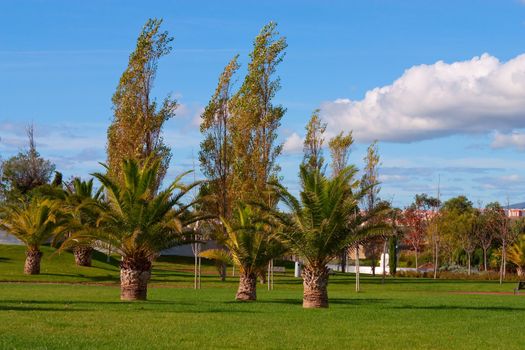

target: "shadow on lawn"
[39,273,119,283]
[228,297,391,307]
[392,304,525,312]
[0,304,88,312]
[0,299,258,314]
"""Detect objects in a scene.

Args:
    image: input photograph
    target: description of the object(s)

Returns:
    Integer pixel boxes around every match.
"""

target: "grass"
[1,244,524,349]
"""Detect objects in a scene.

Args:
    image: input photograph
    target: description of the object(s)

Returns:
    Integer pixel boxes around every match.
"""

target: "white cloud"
[500,174,522,183]
[321,53,525,142]
[491,131,525,150]
[283,132,303,154]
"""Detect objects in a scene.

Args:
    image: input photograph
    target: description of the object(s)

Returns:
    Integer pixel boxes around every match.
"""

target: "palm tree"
[61,178,104,267]
[0,197,68,274]
[61,158,201,300]
[199,248,232,281]
[268,165,387,308]
[507,234,525,277]
[219,204,283,301]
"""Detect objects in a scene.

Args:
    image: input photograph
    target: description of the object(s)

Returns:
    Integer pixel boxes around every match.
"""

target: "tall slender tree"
[198,56,240,281]
[230,21,287,204]
[199,56,239,222]
[302,110,326,172]
[107,18,176,190]
[328,131,353,272]
[361,141,383,275]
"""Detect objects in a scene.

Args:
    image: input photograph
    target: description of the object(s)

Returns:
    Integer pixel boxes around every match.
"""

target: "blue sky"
[1,0,525,207]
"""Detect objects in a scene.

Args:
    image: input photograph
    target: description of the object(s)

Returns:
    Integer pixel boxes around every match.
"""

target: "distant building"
[506,208,525,218]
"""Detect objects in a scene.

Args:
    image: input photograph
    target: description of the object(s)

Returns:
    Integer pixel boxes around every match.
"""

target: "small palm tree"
[0,197,68,274]
[507,234,525,276]
[220,204,284,301]
[199,248,232,281]
[61,158,201,300]
[269,165,387,308]
[61,178,103,267]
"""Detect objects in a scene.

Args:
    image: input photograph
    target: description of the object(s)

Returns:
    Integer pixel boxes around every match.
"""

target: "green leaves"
[0,197,68,250]
[107,18,175,190]
[270,165,388,268]
[221,204,283,275]
[63,158,201,261]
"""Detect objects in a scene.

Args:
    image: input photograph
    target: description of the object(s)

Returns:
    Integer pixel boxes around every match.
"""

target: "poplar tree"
[328,131,353,176]
[361,141,383,276]
[328,131,353,272]
[302,110,326,173]
[199,56,239,221]
[230,22,287,203]
[107,18,176,190]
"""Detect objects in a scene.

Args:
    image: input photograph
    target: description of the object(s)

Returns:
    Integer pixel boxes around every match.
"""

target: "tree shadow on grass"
[224,297,391,307]
[329,297,390,305]
[391,304,525,312]
[36,272,119,283]
[0,299,258,314]
[0,305,88,312]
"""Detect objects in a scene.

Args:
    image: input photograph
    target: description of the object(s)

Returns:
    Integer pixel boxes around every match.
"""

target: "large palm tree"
[269,165,387,308]
[61,158,201,300]
[219,204,284,301]
[0,197,68,274]
[61,178,104,267]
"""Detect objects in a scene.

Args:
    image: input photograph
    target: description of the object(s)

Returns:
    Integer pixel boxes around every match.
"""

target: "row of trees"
[401,194,525,282]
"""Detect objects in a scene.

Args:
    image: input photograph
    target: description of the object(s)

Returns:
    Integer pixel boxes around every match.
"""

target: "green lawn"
[1,244,524,349]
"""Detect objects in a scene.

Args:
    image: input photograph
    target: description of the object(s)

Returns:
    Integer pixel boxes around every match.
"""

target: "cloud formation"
[491,131,525,150]
[283,132,303,154]
[321,53,525,143]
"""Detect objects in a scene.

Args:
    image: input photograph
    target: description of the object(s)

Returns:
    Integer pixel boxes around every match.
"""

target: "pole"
[355,245,360,292]
[434,175,440,280]
[381,238,387,284]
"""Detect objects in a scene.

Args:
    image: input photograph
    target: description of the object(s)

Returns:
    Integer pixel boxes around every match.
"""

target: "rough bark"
[74,246,93,267]
[236,271,257,301]
[219,262,227,282]
[120,258,152,301]
[24,249,42,275]
[259,270,267,285]
[302,265,329,308]
[339,248,347,273]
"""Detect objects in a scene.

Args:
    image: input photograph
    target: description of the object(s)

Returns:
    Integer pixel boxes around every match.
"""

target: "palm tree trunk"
[236,271,256,301]
[74,246,93,267]
[339,248,347,272]
[24,249,42,275]
[302,265,329,308]
[220,262,227,282]
[120,258,151,301]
